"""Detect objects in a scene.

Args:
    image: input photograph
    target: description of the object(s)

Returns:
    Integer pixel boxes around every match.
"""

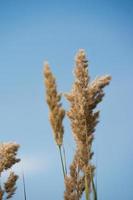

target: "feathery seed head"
[44,49,111,200]
[64,49,111,199]
[4,172,18,199]
[0,142,20,173]
[44,62,65,146]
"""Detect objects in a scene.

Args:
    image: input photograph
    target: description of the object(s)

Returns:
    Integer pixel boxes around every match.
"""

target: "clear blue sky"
[0,0,133,199]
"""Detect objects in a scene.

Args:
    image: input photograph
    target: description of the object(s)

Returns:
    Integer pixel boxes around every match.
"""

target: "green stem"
[58,145,66,178]
[85,174,89,200]
[62,145,67,175]
[91,175,97,200]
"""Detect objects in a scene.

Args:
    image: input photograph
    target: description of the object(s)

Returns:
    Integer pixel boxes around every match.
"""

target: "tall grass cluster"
[44,49,111,200]
[0,49,111,200]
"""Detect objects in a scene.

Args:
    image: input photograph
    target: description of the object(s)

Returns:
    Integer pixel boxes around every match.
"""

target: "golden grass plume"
[44,49,111,200]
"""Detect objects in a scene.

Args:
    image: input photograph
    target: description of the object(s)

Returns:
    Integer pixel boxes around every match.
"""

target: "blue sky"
[0,0,133,199]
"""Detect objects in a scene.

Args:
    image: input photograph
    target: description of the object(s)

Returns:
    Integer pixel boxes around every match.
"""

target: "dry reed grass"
[44,62,66,177]
[0,142,20,200]
[44,49,111,200]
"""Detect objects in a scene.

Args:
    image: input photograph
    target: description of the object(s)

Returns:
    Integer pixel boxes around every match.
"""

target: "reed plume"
[64,49,111,200]
[44,62,66,177]
[44,62,65,146]
[44,49,111,199]
[0,142,20,173]
[0,142,20,200]
[4,172,18,199]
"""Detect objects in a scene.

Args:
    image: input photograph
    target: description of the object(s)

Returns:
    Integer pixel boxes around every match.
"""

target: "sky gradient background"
[0,0,133,199]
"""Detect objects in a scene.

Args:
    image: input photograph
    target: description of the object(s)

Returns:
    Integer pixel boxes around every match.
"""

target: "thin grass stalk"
[62,145,67,175]
[92,143,98,200]
[58,145,66,178]
[84,115,90,200]
[22,170,27,200]
[85,174,89,200]
[76,166,80,200]
[91,175,97,200]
